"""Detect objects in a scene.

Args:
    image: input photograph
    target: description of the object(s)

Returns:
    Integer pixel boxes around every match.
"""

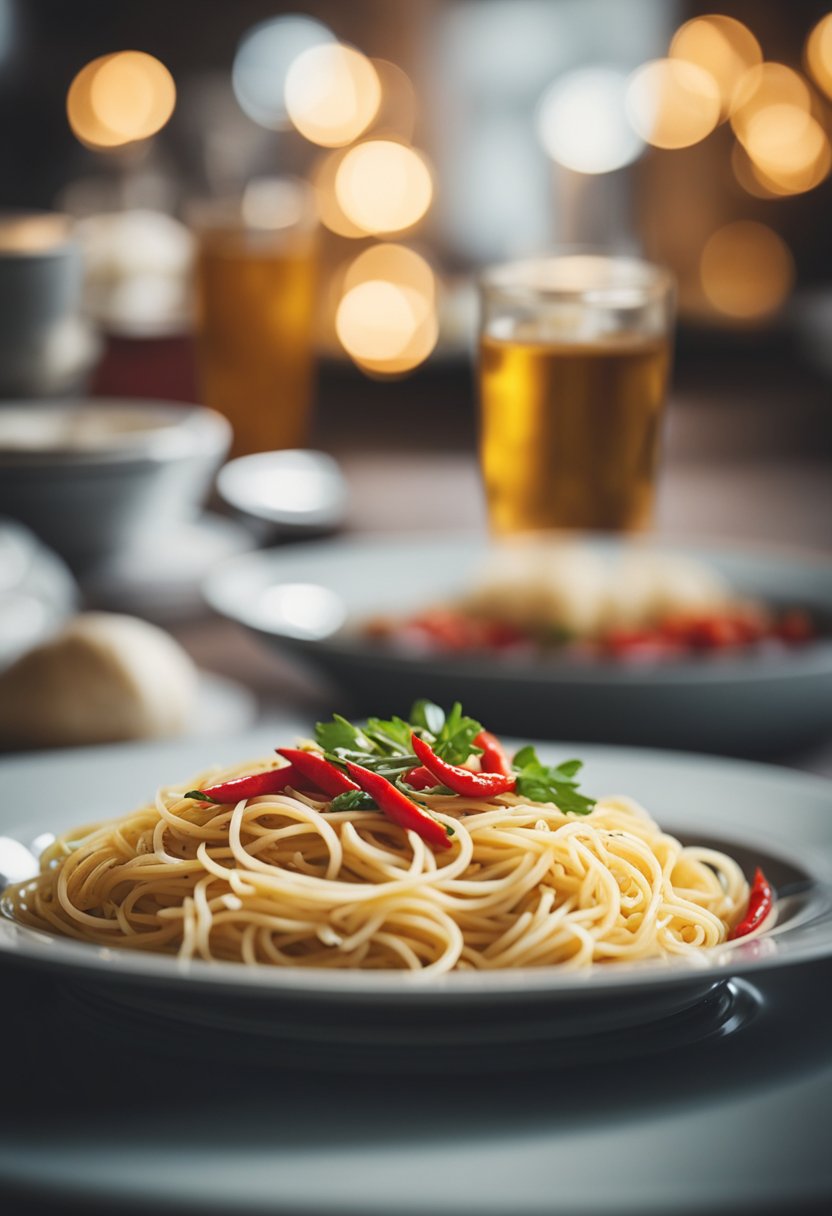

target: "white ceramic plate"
[203,533,832,753]
[1,728,831,1023]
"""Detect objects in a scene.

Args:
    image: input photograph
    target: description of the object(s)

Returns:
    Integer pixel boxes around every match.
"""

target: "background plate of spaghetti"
[1,716,832,1049]
[203,533,832,754]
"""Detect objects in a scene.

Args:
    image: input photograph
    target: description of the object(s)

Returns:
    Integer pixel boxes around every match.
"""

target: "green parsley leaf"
[429,701,483,765]
[512,746,594,815]
[329,790,376,812]
[410,699,446,735]
[314,713,370,753]
[363,716,413,753]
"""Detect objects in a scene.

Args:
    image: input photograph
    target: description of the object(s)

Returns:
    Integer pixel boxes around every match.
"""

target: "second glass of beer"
[477,255,674,534]
[192,184,318,457]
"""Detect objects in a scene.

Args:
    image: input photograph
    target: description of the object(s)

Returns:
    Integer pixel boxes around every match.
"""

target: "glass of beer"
[477,255,674,534]
[191,182,318,457]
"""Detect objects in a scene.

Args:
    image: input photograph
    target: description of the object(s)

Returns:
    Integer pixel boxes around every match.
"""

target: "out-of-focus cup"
[477,254,674,534]
[0,399,231,572]
[0,211,98,397]
[191,180,318,457]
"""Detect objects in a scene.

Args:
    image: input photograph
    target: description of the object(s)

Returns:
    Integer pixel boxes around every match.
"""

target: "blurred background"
[0,0,831,430]
[1,0,832,741]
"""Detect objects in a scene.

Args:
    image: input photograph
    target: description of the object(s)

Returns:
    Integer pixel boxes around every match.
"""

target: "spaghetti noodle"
[6,754,754,973]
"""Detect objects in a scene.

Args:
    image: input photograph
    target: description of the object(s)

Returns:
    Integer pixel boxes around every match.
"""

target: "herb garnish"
[313,701,595,815]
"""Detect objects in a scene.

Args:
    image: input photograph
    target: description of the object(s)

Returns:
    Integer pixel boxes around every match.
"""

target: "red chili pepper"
[344,762,452,851]
[604,628,684,662]
[776,609,814,644]
[728,867,774,941]
[411,733,515,796]
[276,748,359,797]
[474,730,513,778]
[403,765,441,790]
[186,767,298,803]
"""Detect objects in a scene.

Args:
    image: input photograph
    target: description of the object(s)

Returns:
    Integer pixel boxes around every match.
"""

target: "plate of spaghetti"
[202,533,832,753]
[2,700,832,1042]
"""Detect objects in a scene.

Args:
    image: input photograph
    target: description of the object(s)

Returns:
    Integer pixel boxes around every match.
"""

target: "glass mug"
[191,183,319,457]
[477,255,674,534]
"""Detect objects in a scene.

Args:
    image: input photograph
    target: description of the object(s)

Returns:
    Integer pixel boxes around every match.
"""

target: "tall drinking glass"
[477,255,674,534]
[192,184,318,457]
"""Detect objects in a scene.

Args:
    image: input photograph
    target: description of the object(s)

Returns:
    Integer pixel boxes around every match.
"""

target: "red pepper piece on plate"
[474,730,513,778]
[685,615,748,650]
[728,867,774,941]
[185,767,299,804]
[403,765,441,790]
[604,628,683,662]
[276,748,359,797]
[411,733,515,796]
[776,609,814,644]
[344,762,452,851]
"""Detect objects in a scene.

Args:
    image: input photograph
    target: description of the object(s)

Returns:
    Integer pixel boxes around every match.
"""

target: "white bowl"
[0,399,231,571]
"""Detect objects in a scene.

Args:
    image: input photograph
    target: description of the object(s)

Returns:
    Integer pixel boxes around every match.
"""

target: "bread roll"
[0,613,197,747]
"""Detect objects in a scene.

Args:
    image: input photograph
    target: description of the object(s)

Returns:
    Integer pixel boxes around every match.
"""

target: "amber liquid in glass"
[478,331,671,533]
[194,232,317,456]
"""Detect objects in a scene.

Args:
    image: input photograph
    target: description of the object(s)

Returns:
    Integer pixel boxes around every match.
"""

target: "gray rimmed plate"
[203,533,832,753]
[1,728,832,1046]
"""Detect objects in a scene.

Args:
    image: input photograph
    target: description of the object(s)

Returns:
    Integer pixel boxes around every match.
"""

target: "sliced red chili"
[344,762,452,851]
[185,767,298,804]
[728,867,774,941]
[403,765,441,790]
[276,748,359,797]
[474,729,513,778]
[411,733,515,796]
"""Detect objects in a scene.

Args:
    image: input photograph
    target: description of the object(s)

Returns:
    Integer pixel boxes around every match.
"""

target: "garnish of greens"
[316,700,595,816]
[183,701,596,854]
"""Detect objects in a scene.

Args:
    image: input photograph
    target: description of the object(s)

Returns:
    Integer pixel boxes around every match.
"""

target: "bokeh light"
[536,67,643,174]
[335,141,433,235]
[670,15,762,120]
[336,278,438,375]
[285,43,380,147]
[626,58,720,149]
[730,62,811,142]
[741,105,830,194]
[806,13,832,101]
[342,243,436,300]
[311,149,365,238]
[730,142,782,199]
[370,59,418,139]
[67,52,176,149]
[700,221,794,321]
[232,15,333,129]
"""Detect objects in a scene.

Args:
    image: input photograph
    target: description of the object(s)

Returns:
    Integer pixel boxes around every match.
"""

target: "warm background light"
[335,140,433,235]
[232,15,333,129]
[342,243,436,301]
[536,67,643,174]
[669,15,762,120]
[700,221,794,320]
[626,58,720,149]
[741,105,829,194]
[730,62,811,142]
[284,43,380,147]
[370,59,418,140]
[311,149,365,238]
[335,278,438,375]
[67,52,175,149]
[806,12,832,101]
